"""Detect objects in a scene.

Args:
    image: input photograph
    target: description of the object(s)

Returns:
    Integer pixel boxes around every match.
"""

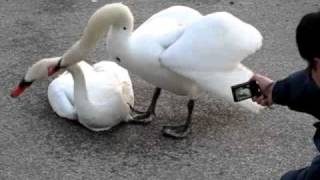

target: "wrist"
[265,82,275,105]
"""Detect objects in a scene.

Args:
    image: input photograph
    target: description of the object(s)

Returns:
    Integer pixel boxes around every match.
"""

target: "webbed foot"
[162,125,191,139]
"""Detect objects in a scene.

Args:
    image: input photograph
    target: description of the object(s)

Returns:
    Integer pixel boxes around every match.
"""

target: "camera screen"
[234,87,252,101]
[231,80,261,102]
[231,82,254,102]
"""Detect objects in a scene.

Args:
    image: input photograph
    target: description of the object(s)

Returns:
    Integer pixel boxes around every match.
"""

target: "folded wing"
[160,12,263,112]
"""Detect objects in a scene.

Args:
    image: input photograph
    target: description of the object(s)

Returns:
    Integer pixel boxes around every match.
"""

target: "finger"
[250,74,257,81]
[257,96,265,102]
[262,99,269,106]
[252,96,258,102]
[265,99,272,106]
[256,99,267,106]
[256,96,269,106]
[252,95,265,103]
[251,74,263,82]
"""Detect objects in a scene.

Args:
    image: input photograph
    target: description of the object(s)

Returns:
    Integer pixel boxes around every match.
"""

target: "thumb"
[250,74,260,81]
[251,74,265,82]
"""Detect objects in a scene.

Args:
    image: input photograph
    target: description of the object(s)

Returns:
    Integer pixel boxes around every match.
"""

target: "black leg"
[128,87,161,124]
[162,99,195,138]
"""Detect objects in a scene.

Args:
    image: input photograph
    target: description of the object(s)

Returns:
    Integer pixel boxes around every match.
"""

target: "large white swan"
[11,3,263,138]
[11,57,134,131]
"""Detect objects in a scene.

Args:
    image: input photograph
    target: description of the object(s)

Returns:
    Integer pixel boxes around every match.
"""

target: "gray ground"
[1,0,319,179]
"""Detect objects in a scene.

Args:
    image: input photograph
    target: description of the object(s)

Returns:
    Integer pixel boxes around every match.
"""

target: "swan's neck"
[61,3,134,66]
[67,64,91,108]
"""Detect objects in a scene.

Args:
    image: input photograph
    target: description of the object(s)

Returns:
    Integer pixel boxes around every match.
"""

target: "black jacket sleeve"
[272,70,320,120]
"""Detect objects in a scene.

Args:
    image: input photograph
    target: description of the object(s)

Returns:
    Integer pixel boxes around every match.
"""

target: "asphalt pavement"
[1,0,320,179]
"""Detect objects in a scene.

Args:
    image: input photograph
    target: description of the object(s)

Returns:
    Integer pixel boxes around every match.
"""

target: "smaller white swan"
[11,57,134,131]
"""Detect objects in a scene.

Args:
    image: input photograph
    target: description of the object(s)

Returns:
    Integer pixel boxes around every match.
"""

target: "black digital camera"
[231,81,262,102]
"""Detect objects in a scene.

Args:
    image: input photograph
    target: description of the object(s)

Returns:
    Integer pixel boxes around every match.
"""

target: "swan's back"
[161,12,262,72]
[92,61,134,106]
[132,6,202,48]
[78,62,133,131]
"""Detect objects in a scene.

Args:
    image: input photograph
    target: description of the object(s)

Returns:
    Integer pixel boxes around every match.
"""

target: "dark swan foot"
[128,104,155,124]
[129,113,156,124]
[127,87,161,124]
[128,104,144,115]
[162,125,191,139]
[162,100,194,139]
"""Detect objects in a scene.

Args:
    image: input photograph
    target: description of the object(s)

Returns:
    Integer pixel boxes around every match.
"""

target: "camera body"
[231,81,262,102]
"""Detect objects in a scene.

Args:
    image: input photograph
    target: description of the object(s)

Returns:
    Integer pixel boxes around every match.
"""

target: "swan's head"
[10,57,62,97]
[115,4,134,32]
[99,3,134,31]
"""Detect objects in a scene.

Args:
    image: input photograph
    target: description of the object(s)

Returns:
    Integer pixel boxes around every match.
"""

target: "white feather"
[48,60,134,131]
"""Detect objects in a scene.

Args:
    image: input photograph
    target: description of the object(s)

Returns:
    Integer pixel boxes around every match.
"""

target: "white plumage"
[48,60,134,131]
[11,56,134,131]
[48,3,264,137]
[11,3,262,137]
[104,5,263,112]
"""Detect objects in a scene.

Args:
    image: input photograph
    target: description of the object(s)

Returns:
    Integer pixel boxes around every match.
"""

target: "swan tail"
[193,64,263,113]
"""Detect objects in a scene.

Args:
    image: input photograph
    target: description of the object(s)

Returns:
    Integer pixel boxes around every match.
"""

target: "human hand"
[251,74,274,106]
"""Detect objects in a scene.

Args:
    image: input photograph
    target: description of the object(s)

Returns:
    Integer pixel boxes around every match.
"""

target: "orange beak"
[10,79,33,98]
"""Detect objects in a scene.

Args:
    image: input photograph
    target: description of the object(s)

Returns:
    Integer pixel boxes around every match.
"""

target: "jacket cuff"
[272,79,290,105]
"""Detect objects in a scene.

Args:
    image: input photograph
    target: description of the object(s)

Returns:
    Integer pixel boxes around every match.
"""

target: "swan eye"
[123,27,127,30]
[116,57,121,62]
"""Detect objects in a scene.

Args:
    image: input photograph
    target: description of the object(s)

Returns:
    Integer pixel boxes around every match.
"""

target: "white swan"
[11,57,134,131]
[12,3,263,138]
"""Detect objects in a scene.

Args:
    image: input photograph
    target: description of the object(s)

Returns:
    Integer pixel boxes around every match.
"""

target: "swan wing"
[192,64,263,112]
[160,12,263,73]
[133,6,202,49]
[47,62,92,120]
[159,12,263,112]
[135,6,202,34]
[48,73,77,120]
